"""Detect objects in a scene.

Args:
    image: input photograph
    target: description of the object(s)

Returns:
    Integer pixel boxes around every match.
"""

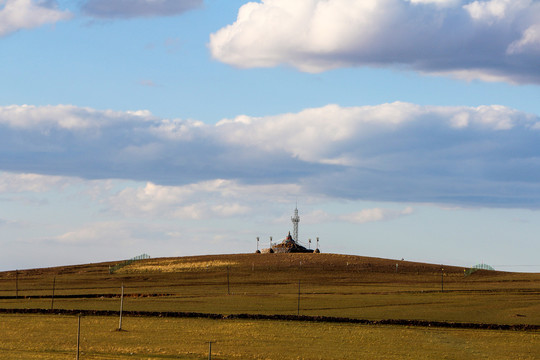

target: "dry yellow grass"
[117,259,239,273]
[0,254,538,359]
[0,314,537,359]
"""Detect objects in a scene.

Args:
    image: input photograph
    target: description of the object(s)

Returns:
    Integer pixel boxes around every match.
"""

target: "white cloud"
[0,172,69,193]
[81,0,203,19]
[1,103,540,208]
[340,207,414,224]
[217,102,533,164]
[0,104,158,130]
[209,0,540,84]
[109,180,300,219]
[409,0,458,5]
[0,0,71,37]
[463,0,528,22]
[52,221,165,248]
[298,207,415,224]
[507,23,540,54]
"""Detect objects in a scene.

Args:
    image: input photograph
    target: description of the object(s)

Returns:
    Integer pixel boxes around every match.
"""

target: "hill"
[0,253,538,326]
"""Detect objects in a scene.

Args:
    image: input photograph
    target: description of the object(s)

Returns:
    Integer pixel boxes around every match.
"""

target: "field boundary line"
[0,308,537,332]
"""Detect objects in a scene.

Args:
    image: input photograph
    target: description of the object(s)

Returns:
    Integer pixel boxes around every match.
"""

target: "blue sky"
[1,0,539,272]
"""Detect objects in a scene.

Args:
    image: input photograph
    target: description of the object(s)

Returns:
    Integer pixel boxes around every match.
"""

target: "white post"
[118,283,124,330]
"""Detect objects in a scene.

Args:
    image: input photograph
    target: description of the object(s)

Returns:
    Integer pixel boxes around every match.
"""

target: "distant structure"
[259,206,319,254]
[291,205,300,242]
[472,263,495,271]
[265,232,313,253]
[464,263,495,276]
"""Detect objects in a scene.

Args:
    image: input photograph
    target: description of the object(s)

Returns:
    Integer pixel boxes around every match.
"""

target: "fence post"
[227,266,230,295]
[297,280,301,316]
[51,276,56,312]
[76,314,81,360]
[441,267,444,293]
[208,341,213,360]
[15,270,18,300]
[118,283,124,330]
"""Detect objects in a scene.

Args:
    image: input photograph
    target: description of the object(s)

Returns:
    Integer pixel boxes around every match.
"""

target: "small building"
[270,232,314,253]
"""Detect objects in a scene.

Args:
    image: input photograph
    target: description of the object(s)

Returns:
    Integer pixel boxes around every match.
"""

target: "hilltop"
[0,252,496,276]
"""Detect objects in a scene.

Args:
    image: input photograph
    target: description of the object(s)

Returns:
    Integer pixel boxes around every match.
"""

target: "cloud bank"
[1,103,540,208]
[0,171,411,234]
[209,0,540,84]
[0,0,71,37]
[81,0,203,19]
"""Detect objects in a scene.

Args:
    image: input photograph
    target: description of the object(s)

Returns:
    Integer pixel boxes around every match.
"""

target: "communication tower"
[291,206,300,242]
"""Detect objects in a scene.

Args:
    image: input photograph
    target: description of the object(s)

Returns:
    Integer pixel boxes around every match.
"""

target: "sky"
[1,0,540,272]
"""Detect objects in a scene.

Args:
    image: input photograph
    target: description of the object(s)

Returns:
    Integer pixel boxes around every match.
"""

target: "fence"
[108,254,151,274]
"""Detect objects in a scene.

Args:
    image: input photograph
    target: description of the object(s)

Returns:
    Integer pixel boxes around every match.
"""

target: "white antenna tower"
[291,204,300,242]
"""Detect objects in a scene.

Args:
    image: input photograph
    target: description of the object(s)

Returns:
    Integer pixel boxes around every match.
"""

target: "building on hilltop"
[270,231,314,253]
[260,206,318,254]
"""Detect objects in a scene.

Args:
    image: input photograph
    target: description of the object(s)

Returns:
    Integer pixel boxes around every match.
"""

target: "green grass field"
[0,253,538,358]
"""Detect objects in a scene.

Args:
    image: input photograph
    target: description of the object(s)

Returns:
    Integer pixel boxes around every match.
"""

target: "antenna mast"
[291,205,300,242]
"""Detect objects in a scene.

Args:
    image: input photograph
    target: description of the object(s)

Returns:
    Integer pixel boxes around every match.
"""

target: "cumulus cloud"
[81,0,203,19]
[0,0,71,37]
[209,0,540,84]
[1,103,540,208]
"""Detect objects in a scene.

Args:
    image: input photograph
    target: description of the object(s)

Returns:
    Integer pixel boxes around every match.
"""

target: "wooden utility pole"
[51,276,56,311]
[15,270,18,299]
[118,283,124,331]
[208,341,213,360]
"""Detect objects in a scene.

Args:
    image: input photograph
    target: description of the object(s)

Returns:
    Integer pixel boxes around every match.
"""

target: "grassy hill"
[0,253,538,326]
[0,253,538,359]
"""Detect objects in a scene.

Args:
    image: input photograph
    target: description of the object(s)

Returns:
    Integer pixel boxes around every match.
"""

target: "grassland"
[0,253,538,325]
[0,314,537,359]
[0,253,538,358]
